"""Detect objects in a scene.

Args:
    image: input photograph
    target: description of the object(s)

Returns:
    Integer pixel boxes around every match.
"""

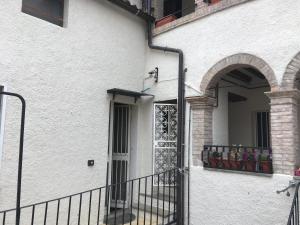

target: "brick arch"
[281,52,300,90]
[200,53,279,93]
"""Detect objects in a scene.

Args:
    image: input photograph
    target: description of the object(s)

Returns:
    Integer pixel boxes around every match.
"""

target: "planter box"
[222,160,231,169]
[210,0,221,4]
[295,169,300,176]
[155,15,177,28]
[209,158,220,168]
[230,161,242,170]
[245,161,256,172]
[260,161,272,173]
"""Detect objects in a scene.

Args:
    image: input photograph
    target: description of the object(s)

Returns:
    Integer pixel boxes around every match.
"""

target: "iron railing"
[202,145,273,174]
[287,182,300,225]
[0,169,177,225]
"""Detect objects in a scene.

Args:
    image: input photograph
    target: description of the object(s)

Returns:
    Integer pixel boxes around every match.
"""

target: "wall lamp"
[148,67,159,83]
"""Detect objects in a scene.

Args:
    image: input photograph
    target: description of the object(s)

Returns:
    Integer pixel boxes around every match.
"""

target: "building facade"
[0,0,300,225]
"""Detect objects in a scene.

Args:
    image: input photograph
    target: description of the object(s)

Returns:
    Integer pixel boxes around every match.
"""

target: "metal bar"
[122,182,126,225]
[173,168,176,215]
[157,174,159,225]
[2,212,5,225]
[56,199,60,225]
[144,177,147,225]
[130,180,133,225]
[162,172,165,224]
[97,189,102,225]
[288,184,300,225]
[67,196,72,225]
[0,92,26,225]
[88,191,92,225]
[106,187,110,225]
[31,205,35,225]
[150,175,153,225]
[114,184,118,225]
[168,170,171,223]
[44,202,48,225]
[78,194,82,225]
[137,178,141,225]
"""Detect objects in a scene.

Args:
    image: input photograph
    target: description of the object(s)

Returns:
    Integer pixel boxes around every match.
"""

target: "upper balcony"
[150,0,251,35]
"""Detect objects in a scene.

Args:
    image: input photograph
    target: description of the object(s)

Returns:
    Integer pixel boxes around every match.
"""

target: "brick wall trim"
[266,90,300,175]
[281,52,300,90]
[153,0,254,36]
[200,53,279,93]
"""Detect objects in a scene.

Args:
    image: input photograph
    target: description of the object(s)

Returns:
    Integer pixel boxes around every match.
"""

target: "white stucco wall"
[145,0,300,99]
[0,0,147,211]
[143,0,300,224]
[190,168,293,225]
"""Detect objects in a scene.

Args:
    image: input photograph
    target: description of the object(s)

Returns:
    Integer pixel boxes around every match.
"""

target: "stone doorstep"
[139,192,176,203]
[132,202,172,217]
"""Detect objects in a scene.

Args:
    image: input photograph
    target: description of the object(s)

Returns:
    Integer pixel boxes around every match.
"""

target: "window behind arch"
[22,0,64,27]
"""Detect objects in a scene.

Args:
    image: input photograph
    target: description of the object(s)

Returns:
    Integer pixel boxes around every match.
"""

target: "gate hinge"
[178,167,189,175]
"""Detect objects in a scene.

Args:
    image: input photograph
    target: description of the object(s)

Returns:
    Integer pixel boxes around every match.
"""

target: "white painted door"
[153,104,177,185]
[111,104,130,208]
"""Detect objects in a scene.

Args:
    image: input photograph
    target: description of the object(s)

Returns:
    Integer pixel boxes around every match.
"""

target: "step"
[132,202,171,218]
[139,191,176,203]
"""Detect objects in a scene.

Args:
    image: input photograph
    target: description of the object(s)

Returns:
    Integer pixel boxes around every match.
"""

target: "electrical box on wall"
[87,160,94,167]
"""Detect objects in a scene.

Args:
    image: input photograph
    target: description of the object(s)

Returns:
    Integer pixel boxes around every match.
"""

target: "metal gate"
[111,103,130,208]
[153,104,177,185]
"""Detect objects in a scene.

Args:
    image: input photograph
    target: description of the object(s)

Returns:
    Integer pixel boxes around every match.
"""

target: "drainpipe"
[105,1,186,223]
[147,21,186,225]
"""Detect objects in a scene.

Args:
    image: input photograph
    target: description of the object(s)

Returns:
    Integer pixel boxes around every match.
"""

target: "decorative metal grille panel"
[153,104,177,185]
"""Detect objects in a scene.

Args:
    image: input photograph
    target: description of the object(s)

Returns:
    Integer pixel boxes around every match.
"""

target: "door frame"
[108,101,131,208]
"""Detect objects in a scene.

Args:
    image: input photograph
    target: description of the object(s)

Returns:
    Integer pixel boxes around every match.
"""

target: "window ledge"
[204,167,273,177]
[153,0,254,36]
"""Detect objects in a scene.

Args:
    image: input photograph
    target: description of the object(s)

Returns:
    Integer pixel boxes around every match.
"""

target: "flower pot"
[209,158,220,168]
[222,160,231,169]
[230,161,241,170]
[295,169,300,176]
[260,161,271,173]
[155,15,177,28]
[210,0,221,4]
[245,161,256,172]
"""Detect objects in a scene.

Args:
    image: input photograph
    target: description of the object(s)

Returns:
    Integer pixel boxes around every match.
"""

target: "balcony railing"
[202,145,273,174]
[0,169,177,225]
[287,182,300,225]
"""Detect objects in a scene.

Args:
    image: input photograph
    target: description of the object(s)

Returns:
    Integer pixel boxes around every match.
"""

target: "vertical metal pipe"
[105,187,110,225]
[156,174,160,225]
[0,92,26,225]
[97,189,102,225]
[78,194,82,225]
[147,17,185,225]
[130,180,134,225]
[114,184,118,225]
[88,191,92,225]
[144,177,147,225]
[137,178,141,225]
[31,205,35,225]
[2,212,6,225]
[44,202,48,225]
[56,199,60,225]
[67,196,72,225]
[150,175,154,225]
[162,172,165,224]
